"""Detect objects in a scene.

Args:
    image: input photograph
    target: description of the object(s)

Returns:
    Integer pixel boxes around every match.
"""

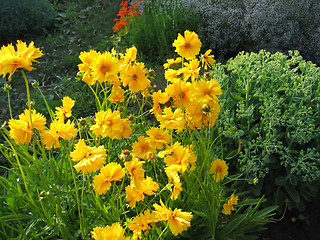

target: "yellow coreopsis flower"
[90,109,122,138]
[132,136,155,160]
[108,80,125,103]
[172,30,202,60]
[157,107,185,132]
[145,127,171,150]
[128,209,157,239]
[125,177,159,208]
[70,139,107,174]
[150,90,171,117]
[0,40,43,81]
[163,57,182,69]
[41,120,77,150]
[183,59,200,81]
[201,49,216,70]
[8,109,46,145]
[209,159,228,182]
[91,51,119,83]
[93,162,125,195]
[166,80,194,110]
[192,78,222,105]
[121,62,150,93]
[163,143,197,173]
[153,200,193,236]
[55,96,75,122]
[91,222,129,240]
[222,193,239,215]
[125,158,145,188]
[166,170,182,200]
[78,50,100,85]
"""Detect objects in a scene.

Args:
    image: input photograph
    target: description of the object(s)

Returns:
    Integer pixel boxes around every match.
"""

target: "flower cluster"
[2,34,246,239]
[152,30,221,131]
[113,0,144,32]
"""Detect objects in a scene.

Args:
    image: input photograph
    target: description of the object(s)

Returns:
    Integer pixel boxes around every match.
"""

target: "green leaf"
[285,184,301,203]
[221,213,247,235]
[252,206,278,220]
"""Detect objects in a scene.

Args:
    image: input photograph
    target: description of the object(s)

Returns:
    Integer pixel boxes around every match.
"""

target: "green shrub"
[0,0,55,44]
[212,50,320,211]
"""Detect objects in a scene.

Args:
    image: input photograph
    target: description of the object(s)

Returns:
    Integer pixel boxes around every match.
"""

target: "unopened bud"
[149,69,156,77]
[2,84,12,92]
[128,115,134,121]
[117,107,123,112]
[80,118,87,126]
[201,104,210,113]
[31,81,39,88]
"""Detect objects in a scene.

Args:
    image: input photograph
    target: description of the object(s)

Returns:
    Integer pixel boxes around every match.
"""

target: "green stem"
[7,91,13,119]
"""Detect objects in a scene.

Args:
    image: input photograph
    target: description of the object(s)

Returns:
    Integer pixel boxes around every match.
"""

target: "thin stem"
[7,91,13,119]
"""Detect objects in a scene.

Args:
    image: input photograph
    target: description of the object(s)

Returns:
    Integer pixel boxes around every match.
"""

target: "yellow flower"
[108,80,125,103]
[119,46,137,73]
[55,96,75,122]
[146,127,171,150]
[183,59,200,81]
[125,158,145,188]
[201,49,216,70]
[192,78,222,105]
[90,109,122,138]
[166,80,194,110]
[172,30,202,60]
[41,120,77,149]
[157,107,185,132]
[166,170,182,200]
[185,100,221,129]
[112,118,132,140]
[153,200,193,236]
[0,40,42,81]
[132,136,154,160]
[121,62,150,93]
[8,109,46,145]
[93,162,125,195]
[126,177,159,208]
[128,209,157,239]
[91,51,119,83]
[209,159,228,182]
[163,143,196,173]
[78,50,100,85]
[222,193,239,215]
[163,57,182,69]
[70,139,107,174]
[150,90,171,117]
[91,222,129,240]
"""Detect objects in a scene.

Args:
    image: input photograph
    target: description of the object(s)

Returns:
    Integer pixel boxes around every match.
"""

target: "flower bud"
[80,118,87,126]
[31,81,39,88]
[128,115,134,121]
[117,107,123,112]
[148,69,156,77]
[2,84,12,92]
[201,104,210,113]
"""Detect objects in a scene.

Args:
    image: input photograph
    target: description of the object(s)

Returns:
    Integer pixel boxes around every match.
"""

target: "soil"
[260,193,320,240]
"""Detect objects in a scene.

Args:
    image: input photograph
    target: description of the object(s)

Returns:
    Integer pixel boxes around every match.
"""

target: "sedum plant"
[0,33,276,239]
[212,49,320,211]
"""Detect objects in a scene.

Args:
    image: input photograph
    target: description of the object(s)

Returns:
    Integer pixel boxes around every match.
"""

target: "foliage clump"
[212,50,320,210]
[0,0,55,44]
